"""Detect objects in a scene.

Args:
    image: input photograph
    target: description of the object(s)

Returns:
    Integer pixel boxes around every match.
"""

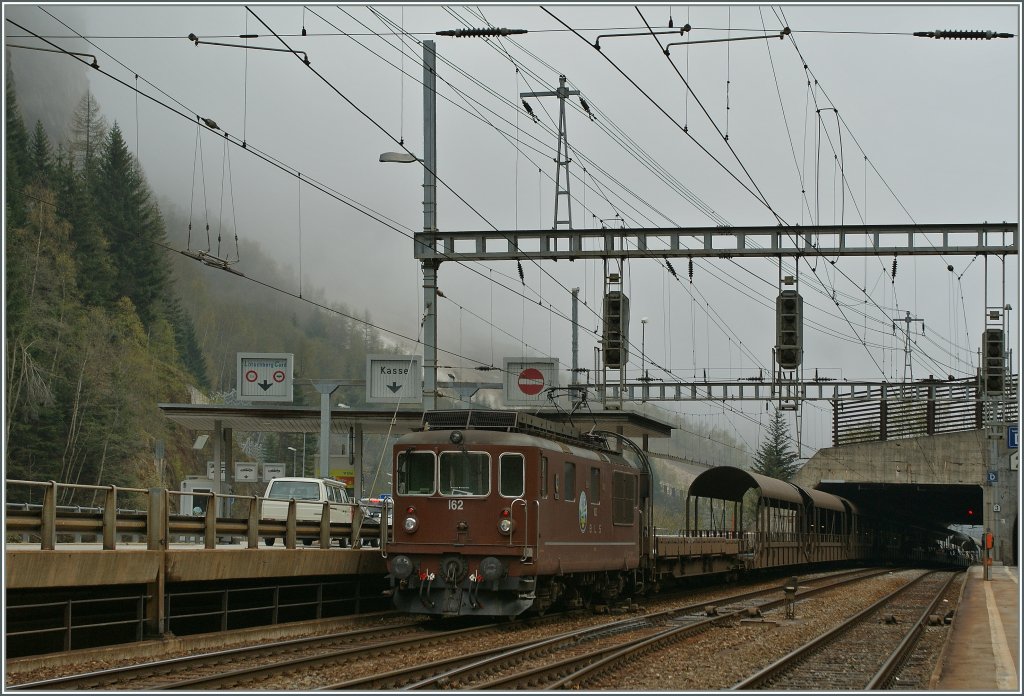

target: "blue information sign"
[1008,425,1019,450]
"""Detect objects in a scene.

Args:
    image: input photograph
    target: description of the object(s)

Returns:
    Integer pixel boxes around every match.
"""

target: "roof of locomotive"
[394,427,631,466]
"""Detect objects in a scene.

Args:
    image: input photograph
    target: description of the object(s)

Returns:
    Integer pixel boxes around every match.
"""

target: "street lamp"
[640,317,649,382]
[287,446,297,477]
[379,39,438,411]
[379,152,419,163]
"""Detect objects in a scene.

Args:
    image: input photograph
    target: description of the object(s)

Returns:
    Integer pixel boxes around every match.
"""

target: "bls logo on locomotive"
[578,490,588,532]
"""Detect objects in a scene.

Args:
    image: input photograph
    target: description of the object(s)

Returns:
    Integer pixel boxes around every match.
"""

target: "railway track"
[731,570,959,690]
[7,611,577,690]
[322,568,893,690]
[5,617,426,691]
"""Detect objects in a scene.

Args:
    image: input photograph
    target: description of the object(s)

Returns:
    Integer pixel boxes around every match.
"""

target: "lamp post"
[287,446,297,477]
[380,39,437,411]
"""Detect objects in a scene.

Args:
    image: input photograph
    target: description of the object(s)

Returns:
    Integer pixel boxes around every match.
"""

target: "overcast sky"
[4,3,1020,455]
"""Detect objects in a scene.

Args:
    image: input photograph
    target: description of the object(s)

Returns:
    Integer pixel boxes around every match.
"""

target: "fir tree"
[166,294,210,388]
[52,147,115,306]
[93,122,170,327]
[67,90,108,176]
[29,120,52,184]
[752,409,801,481]
[5,68,31,226]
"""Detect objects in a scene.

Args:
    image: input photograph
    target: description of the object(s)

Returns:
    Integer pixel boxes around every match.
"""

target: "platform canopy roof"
[158,404,674,439]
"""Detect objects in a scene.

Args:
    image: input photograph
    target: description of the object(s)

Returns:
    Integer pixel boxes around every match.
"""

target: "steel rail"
[730,569,951,689]
[6,614,418,691]
[866,571,959,689]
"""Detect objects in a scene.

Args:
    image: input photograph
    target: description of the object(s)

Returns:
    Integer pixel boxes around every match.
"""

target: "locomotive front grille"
[422,410,520,431]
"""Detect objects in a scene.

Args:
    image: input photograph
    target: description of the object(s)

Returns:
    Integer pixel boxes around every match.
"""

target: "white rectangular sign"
[503,358,560,406]
[234,462,259,482]
[367,355,423,404]
[237,352,294,402]
[262,463,286,481]
[206,461,226,481]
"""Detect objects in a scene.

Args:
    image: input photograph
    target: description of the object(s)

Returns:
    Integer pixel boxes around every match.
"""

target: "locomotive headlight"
[403,516,419,533]
[391,555,414,580]
[479,556,504,582]
[497,509,515,535]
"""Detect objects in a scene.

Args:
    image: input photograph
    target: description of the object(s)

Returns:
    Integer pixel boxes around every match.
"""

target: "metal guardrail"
[4,480,389,551]
[5,593,147,653]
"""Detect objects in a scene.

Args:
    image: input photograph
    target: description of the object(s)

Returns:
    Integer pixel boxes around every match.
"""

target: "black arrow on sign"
[259,380,273,391]
[387,382,402,393]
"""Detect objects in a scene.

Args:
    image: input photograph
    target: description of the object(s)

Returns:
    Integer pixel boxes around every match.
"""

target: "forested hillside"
[4,77,395,497]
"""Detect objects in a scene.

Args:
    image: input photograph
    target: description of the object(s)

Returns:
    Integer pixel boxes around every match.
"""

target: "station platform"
[931,564,1019,691]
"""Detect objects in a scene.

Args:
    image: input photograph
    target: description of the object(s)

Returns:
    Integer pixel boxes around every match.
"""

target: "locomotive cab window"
[589,466,601,504]
[397,450,436,495]
[440,451,489,496]
[563,461,576,501]
[499,454,525,497]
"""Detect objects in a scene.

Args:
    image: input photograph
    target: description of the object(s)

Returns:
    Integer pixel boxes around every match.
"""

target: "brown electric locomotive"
[384,410,970,618]
[385,410,653,617]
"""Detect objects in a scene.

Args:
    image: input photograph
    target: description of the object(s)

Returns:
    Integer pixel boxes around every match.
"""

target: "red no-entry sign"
[518,367,545,395]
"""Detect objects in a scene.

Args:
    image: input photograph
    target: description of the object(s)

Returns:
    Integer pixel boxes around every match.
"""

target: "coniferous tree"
[751,409,801,481]
[93,122,170,327]
[166,294,210,388]
[67,89,107,176]
[5,69,31,226]
[29,120,52,184]
[52,146,115,306]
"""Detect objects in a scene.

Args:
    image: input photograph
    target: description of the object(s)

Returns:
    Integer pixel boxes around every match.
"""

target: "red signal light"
[966,507,975,517]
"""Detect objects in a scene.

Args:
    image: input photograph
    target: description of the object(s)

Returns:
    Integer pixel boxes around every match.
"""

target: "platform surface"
[932,564,1019,692]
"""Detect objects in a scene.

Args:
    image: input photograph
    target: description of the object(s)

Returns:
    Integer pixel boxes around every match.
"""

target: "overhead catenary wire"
[543,7,785,225]
[543,5,967,382]
[367,5,714,232]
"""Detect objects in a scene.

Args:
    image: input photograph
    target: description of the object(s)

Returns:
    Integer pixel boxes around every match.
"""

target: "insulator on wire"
[688,258,694,282]
[437,27,527,37]
[913,29,1014,39]
[664,258,677,279]
[891,258,897,280]
[517,260,525,284]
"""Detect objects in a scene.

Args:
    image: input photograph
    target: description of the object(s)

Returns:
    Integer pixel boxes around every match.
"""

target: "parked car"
[262,477,353,547]
[358,496,393,546]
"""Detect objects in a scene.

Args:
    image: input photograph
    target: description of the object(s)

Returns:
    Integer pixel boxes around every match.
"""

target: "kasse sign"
[367,355,423,404]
